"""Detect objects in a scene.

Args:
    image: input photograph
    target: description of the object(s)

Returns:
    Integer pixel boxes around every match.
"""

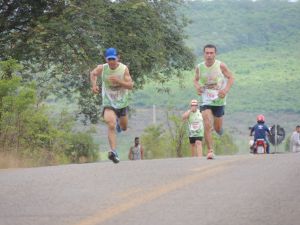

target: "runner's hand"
[197,86,204,95]
[218,89,227,98]
[91,85,99,94]
[108,75,121,86]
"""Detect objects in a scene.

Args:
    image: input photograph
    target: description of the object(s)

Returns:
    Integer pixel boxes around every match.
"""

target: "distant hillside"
[132,0,300,114]
[181,0,300,54]
[132,41,300,113]
[219,43,300,113]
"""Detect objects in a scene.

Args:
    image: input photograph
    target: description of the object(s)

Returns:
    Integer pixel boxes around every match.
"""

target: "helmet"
[257,114,265,123]
[190,99,198,106]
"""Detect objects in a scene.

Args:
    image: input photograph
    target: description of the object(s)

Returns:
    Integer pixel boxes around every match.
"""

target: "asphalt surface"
[1,153,300,225]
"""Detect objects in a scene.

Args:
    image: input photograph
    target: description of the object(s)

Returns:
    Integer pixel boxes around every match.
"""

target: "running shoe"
[108,151,120,164]
[207,151,215,160]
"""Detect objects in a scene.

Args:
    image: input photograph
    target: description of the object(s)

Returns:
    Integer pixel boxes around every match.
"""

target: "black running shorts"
[102,106,129,118]
[200,105,225,118]
[189,136,203,144]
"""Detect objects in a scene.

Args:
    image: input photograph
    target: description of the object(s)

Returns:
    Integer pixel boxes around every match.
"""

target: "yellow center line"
[116,188,144,199]
[75,158,244,225]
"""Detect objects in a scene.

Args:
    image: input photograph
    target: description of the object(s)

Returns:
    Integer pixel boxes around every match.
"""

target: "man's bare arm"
[90,65,103,94]
[122,67,134,90]
[194,66,202,95]
[182,110,191,121]
[220,63,234,94]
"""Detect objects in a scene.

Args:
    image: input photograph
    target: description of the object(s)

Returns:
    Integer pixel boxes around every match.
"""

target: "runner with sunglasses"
[90,48,134,163]
[182,99,204,158]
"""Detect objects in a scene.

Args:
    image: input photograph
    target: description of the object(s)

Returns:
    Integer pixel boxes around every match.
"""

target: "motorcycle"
[248,126,267,154]
[253,139,267,154]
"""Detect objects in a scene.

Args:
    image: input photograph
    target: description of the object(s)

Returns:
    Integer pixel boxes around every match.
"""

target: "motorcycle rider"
[250,115,272,154]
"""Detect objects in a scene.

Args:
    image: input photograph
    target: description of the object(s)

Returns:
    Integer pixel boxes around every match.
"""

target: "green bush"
[141,124,168,159]
[141,111,238,159]
[65,132,99,163]
[0,60,100,167]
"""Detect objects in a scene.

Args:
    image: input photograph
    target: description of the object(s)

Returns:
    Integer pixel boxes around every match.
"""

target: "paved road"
[1,153,300,225]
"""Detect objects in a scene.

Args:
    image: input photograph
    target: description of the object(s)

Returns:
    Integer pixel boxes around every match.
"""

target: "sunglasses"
[107,58,116,61]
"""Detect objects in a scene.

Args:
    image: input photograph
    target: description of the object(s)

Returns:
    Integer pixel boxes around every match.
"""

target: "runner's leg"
[195,140,203,157]
[214,116,223,135]
[202,109,214,152]
[119,115,128,131]
[103,108,117,150]
[190,143,196,157]
[266,142,270,154]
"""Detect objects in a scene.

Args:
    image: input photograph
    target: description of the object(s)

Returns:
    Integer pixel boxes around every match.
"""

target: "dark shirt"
[250,123,271,140]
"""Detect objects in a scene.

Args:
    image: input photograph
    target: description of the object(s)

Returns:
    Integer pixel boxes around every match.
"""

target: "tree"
[0,0,65,61]
[0,0,195,123]
[0,59,100,166]
[141,124,167,159]
[166,111,189,157]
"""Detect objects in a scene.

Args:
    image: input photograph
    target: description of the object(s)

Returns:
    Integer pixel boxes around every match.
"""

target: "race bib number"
[106,89,124,101]
[190,122,200,131]
[204,89,219,101]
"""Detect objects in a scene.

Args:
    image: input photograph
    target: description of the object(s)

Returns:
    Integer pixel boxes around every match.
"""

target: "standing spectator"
[128,137,144,160]
[290,125,300,153]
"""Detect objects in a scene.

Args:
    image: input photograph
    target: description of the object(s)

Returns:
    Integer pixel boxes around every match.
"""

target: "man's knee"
[106,120,116,130]
[204,120,212,130]
[108,124,115,131]
[195,140,202,146]
[104,109,117,128]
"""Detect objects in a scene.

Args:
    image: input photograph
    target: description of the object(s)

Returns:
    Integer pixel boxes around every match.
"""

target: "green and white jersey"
[188,109,204,137]
[197,60,227,106]
[102,63,130,109]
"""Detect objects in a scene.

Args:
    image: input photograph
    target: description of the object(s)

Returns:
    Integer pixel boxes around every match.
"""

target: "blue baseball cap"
[105,47,117,60]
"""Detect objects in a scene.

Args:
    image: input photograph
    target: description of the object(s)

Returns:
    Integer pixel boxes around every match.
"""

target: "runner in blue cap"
[90,47,134,163]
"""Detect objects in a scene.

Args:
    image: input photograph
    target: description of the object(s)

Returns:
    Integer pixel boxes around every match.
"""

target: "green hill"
[132,0,300,114]
[183,0,300,54]
[132,41,300,113]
